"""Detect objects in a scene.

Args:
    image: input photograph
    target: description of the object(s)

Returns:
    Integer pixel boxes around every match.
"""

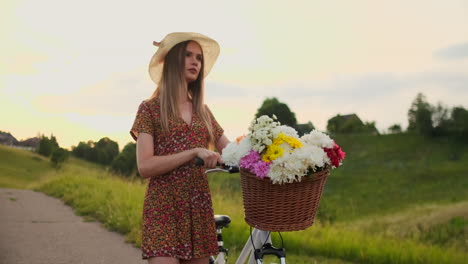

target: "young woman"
[130,32,230,264]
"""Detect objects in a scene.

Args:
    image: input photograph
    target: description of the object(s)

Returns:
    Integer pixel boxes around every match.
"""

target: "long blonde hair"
[150,40,215,146]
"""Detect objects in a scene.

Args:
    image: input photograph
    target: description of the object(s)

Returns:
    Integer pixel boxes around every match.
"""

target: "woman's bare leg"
[148,257,180,264]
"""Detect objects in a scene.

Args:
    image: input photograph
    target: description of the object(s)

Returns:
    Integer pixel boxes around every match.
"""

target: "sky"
[2,0,468,150]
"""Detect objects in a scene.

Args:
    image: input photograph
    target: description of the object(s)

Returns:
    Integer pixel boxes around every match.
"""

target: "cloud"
[205,80,249,98]
[237,70,468,132]
[32,68,152,116]
[434,42,468,60]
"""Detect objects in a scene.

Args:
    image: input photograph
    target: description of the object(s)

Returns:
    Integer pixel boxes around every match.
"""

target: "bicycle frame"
[202,161,286,264]
[212,225,286,264]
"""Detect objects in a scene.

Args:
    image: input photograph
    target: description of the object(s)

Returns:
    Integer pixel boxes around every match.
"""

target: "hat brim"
[148,32,220,84]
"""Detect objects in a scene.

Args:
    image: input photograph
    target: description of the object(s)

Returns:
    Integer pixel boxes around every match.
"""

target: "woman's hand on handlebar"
[194,148,222,168]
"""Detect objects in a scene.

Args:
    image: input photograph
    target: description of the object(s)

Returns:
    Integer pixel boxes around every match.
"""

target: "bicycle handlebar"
[194,157,240,174]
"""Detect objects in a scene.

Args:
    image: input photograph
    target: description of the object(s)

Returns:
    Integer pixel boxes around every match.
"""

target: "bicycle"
[196,158,287,264]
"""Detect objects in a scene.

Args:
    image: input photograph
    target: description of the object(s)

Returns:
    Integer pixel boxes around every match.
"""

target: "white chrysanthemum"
[221,142,240,166]
[221,137,252,166]
[294,145,326,170]
[269,151,308,184]
[301,130,334,148]
[272,125,299,139]
[267,165,284,184]
[268,164,291,184]
[249,116,279,153]
[279,142,293,153]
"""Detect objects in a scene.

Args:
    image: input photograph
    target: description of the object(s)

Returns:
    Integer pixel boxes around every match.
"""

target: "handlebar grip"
[194,157,240,174]
[195,157,222,167]
[195,157,205,166]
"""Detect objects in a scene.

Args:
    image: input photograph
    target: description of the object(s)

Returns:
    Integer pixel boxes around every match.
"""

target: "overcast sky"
[2,0,468,149]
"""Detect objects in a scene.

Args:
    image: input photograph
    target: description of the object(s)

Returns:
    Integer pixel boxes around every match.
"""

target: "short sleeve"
[130,101,155,141]
[206,105,224,143]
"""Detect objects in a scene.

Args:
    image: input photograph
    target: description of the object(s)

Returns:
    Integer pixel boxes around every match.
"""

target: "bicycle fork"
[236,229,286,264]
[254,243,286,264]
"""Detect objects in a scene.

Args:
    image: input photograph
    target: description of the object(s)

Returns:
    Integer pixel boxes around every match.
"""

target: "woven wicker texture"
[240,168,330,232]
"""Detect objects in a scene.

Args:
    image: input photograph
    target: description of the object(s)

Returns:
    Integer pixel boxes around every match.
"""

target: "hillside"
[0,145,51,188]
[1,135,467,263]
[321,133,468,222]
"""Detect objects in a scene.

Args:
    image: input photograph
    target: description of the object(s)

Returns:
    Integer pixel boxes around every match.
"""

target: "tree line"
[71,139,137,177]
[255,97,379,135]
[37,92,467,177]
[37,135,69,168]
[256,94,467,139]
[407,93,468,140]
[37,135,136,177]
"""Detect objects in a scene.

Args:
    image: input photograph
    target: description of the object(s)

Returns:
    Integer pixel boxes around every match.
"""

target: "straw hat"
[148,32,220,84]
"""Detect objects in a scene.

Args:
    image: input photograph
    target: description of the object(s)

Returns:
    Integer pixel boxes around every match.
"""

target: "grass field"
[0,145,51,188]
[1,134,467,263]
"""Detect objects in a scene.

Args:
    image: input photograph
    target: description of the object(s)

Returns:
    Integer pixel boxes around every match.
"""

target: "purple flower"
[239,150,261,170]
[253,160,270,178]
[240,150,271,179]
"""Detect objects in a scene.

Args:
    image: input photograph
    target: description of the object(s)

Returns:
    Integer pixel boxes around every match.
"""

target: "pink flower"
[252,160,271,178]
[240,150,261,170]
[324,142,346,168]
[240,150,271,178]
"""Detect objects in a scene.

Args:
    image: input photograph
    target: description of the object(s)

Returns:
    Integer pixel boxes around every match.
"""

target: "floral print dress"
[130,98,223,260]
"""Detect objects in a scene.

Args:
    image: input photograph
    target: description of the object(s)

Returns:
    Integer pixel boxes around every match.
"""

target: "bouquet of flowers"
[222,115,345,184]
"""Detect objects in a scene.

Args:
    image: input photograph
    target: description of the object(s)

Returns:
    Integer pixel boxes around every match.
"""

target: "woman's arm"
[136,133,221,178]
[216,134,230,156]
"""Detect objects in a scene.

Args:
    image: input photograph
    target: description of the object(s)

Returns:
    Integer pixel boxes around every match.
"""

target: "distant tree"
[295,121,315,136]
[71,138,119,165]
[432,102,451,136]
[363,121,379,134]
[255,97,297,127]
[327,114,378,134]
[37,135,59,157]
[51,148,69,168]
[85,146,98,163]
[450,106,468,142]
[94,137,119,165]
[72,141,93,159]
[407,93,433,135]
[111,142,137,177]
[388,124,402,134]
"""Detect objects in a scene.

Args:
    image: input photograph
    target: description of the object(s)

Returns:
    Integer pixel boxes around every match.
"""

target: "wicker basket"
[239,168,330,232]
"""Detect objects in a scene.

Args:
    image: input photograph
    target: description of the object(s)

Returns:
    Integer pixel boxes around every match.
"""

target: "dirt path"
[0,188,146,264]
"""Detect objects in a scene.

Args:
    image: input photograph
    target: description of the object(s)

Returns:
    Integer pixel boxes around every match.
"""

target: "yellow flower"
[275,133,303,149]
[262,144,284,162]
[284,136,303,149]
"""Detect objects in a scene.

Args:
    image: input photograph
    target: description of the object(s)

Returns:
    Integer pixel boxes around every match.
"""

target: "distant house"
[327,114,379,135]
[0,132,40,151]
[0,132,18,146]
[18,137,41,151]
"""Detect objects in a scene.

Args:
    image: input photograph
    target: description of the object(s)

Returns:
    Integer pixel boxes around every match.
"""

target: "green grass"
[34,162,145,245]
[1,133,468,263]
[420,216,468,250]
[208,172,468,264]
[320,134,468,222]
[30,169,468,264]
[0,145,51,188]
